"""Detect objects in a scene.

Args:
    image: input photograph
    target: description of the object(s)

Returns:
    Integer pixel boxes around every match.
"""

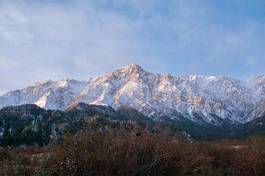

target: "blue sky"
[0,0,265,94]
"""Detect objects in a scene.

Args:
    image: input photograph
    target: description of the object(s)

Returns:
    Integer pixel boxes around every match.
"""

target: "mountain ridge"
[0,64,265,125]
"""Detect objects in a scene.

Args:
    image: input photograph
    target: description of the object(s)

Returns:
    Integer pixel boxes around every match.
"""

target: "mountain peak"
[94,64,147,83]
[120,64,145,73]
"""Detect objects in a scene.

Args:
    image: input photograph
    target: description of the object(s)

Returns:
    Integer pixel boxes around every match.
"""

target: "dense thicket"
[1,130,265,176]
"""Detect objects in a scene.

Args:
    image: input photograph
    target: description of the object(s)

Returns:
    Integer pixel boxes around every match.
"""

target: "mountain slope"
[0,64,265,125]
[0,103,188,146]
[0,79,87,110]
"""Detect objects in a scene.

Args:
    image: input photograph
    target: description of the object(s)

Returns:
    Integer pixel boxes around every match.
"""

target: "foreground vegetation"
[2,104,265,175]
[1,128,265,176]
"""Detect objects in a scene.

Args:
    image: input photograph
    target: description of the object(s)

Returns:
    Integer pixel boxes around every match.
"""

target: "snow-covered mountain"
[0,64,265,125]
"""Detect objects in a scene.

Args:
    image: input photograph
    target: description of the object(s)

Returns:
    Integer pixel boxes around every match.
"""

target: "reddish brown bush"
[2,132,265,176]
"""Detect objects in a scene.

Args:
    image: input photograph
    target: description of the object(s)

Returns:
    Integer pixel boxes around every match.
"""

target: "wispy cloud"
[0,0,265,94]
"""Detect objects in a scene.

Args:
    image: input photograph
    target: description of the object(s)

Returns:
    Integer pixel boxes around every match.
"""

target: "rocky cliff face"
[0,64,265,125]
